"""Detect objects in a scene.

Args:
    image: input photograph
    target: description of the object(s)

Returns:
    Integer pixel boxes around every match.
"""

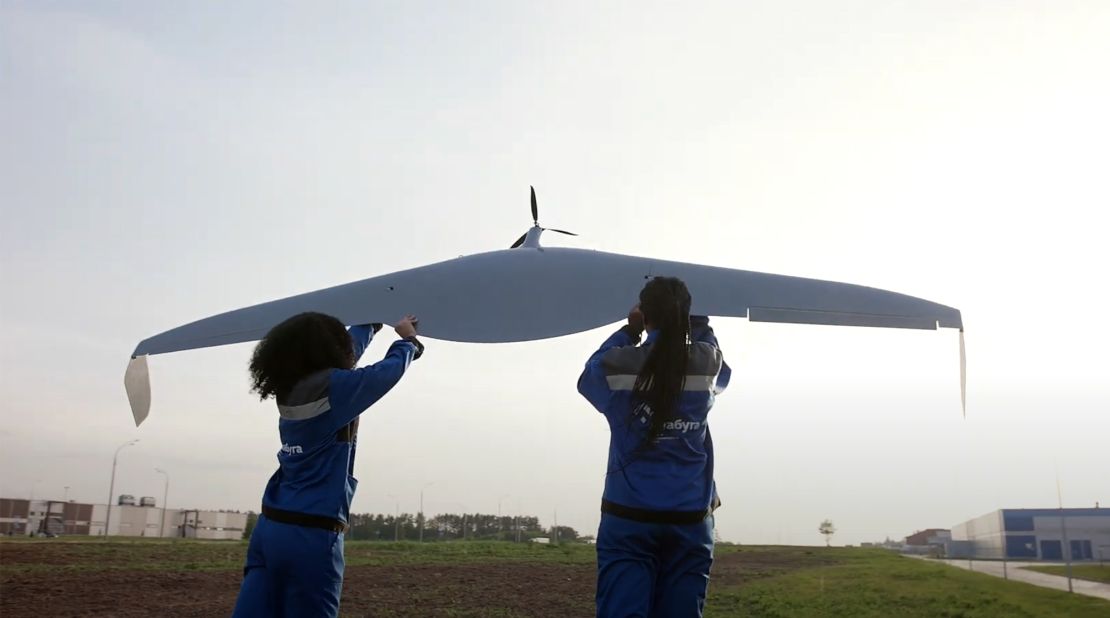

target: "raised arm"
[329,316,422,429]
[577,307,644,412]
[347,323,383,364]
[690,315,731,394]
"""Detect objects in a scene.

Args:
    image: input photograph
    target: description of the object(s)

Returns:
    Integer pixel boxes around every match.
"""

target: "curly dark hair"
[249,312,354,401]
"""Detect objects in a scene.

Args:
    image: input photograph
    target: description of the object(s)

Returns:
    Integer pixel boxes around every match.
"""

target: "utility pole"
[104,439,139,538]
[28,479,42,536]
[63,486,71,535]
[419,483,433,542]
[515,498,522,543]
[498,494,511,540]
[155,468,169,539]
[1057,469,1074,593]
[997,510,1008,579]
[966,517,974,571]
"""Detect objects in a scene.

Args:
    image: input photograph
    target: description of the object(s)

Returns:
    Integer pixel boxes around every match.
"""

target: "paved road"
[922,557,1110,602]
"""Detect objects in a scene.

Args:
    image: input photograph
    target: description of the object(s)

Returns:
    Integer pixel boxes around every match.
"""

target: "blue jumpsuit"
[578,319,730,618]
[233,325,419,617]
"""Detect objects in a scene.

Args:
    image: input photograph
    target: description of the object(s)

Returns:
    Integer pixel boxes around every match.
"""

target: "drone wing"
[126,248,963,424]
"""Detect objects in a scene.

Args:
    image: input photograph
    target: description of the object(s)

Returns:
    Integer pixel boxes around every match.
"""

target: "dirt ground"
[1,563,592,617]
[0,543,819,617]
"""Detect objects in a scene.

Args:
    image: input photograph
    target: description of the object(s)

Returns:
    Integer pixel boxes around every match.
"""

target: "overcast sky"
[2,1,1107,546]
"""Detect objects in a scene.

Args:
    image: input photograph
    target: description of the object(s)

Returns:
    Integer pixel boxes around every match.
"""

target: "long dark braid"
[633,277,692,441]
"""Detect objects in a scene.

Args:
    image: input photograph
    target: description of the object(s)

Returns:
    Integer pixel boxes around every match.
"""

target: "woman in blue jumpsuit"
[232,311,424,617]
[578,277,730,618]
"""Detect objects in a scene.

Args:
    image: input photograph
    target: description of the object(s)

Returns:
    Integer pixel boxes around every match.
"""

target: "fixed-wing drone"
[125,187,964,426]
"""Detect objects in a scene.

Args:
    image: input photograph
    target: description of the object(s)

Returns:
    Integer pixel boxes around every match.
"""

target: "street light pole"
[419,482,433,542]
[155,468,169,539]
[62,485,72,535]
[997,510,1008,580]
[515,498,522,543]
[1057,469,1074,593]
[104,439,139,538]
[27,479,42,536]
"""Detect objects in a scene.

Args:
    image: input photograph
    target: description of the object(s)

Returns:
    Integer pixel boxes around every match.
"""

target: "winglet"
[125,355,151,427]
[959,330,966,419]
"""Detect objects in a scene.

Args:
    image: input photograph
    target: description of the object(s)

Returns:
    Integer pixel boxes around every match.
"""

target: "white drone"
[126,187,964,425]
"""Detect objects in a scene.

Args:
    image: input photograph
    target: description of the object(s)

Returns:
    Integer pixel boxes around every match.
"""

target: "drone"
[125,187,964,425]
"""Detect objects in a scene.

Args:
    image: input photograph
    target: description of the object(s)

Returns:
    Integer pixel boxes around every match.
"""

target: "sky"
[1,1,1107,546]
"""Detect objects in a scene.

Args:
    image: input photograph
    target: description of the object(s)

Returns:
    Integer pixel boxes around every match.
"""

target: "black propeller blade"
[530,185,538,225]
[510,185,578,247]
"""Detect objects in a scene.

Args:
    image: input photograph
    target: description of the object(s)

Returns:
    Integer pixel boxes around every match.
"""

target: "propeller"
[510,186,578,248]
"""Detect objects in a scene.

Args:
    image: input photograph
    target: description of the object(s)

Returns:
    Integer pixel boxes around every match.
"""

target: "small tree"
[549,525,580,543]
[818,519,836,547]
[242,512,258,540]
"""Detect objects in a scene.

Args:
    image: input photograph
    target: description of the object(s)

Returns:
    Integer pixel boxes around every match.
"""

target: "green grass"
[343,539,595,566]
[706,546,1110,618]
[0,538,593,575]
[1023,564,1110,584]
[0,537,247,574]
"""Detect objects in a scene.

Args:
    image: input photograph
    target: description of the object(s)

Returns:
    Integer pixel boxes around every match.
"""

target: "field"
[1023,564,1110,585]
[2,539,1108,617]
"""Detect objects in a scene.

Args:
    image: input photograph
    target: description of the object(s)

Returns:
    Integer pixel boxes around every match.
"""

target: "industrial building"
[948,508,1110,561]
[901,528,951,555]
[0,496,247,540]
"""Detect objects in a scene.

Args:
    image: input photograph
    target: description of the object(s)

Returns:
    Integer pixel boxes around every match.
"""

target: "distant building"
[905,529,951,547]
[901,528,952,556]
[0,496,247,540]
[176,509,250,540]
[949,508,1110,561]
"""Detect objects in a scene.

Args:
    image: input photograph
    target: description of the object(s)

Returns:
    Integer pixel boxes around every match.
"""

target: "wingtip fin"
[125,355,151,427]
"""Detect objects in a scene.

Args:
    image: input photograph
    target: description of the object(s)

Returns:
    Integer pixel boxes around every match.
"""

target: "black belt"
[601,499,712,525]
[262,505,347,533]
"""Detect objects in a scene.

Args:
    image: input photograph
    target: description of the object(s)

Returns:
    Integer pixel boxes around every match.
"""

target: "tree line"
[244,511,583,543]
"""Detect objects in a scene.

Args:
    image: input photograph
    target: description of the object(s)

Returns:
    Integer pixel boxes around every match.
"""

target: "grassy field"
[2,539,1108,617]
[708,547,1109,617]
[1023,564,1110,584]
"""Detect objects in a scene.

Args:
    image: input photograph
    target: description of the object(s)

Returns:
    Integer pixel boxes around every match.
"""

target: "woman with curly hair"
[232,311,424,617]
[578,276,730,618]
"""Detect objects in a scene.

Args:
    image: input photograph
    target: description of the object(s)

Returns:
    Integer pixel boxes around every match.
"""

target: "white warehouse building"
[1,496,248,540]
[950,508,1110,561]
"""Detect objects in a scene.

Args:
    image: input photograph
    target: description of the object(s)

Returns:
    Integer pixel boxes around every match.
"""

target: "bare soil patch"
[710,546,845,586]
[0,542,830,616]
[2,563,592,617]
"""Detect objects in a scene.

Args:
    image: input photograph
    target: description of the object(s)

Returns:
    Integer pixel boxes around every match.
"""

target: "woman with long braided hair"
[578,276,731,617]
